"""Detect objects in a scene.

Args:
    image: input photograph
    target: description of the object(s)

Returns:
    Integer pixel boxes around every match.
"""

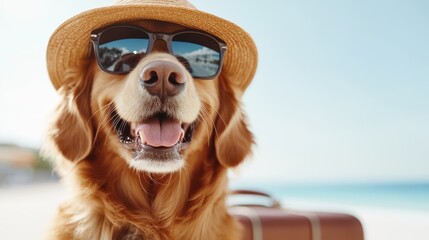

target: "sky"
[0,0,428,183]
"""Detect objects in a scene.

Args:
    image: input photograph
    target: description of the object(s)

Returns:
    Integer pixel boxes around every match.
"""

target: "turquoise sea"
[230,181,429,212]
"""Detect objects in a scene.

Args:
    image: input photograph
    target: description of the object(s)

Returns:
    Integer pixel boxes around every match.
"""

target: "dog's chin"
[130,154,184,173]
[111,110,195,173]
[130,144,186,173]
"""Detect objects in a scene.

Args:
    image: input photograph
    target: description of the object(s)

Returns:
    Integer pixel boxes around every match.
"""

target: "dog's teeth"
[179,131,184,142]
[137,130,148,145]
[135,132,147,146]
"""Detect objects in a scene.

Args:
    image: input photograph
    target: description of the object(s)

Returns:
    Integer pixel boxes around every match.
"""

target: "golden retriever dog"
[44,19,254,240]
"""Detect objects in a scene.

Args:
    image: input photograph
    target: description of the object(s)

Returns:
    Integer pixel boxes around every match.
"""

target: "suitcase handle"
[229,189,281,208]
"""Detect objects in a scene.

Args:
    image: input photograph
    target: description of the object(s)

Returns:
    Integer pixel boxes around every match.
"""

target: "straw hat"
[46,0,257,91]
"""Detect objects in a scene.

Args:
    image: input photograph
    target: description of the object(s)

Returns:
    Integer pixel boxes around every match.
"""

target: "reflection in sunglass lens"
[98,27,150,73]
[171,33,221,78]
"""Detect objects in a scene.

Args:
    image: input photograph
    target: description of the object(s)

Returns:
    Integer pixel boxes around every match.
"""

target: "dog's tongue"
[136,118,184,147]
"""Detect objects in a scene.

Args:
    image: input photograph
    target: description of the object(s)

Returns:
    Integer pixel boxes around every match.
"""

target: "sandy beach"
[0,183,67,240]
[1,183,428,240]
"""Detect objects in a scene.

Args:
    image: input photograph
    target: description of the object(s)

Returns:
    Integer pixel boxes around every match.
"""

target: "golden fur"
[43,20,254,240]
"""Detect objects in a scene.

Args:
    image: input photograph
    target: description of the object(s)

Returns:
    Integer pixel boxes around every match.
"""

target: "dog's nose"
[139,60,186,99]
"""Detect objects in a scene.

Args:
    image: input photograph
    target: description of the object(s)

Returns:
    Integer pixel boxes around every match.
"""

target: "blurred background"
[1,0,428,239]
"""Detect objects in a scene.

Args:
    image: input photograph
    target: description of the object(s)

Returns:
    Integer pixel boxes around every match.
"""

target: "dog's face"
[49,20,253,174]
[92,20,218,173]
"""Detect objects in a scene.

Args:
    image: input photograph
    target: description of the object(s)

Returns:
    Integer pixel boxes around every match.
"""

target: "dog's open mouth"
[111,110,195,172]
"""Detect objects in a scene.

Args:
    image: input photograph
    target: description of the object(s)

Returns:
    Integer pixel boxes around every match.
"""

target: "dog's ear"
[47,69,94,162]
[214,75,254,167]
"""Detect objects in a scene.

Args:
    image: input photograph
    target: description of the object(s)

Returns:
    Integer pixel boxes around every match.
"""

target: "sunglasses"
[90,25,227,79]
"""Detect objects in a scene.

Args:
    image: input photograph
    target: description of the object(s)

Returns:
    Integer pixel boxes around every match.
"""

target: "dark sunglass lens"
[98,27,150,73]
[171,33,221,78]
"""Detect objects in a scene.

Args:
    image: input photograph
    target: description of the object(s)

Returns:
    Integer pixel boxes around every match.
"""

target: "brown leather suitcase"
[229,190,364,240]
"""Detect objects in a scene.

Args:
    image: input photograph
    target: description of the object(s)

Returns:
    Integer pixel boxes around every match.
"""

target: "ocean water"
[229,181,429,212]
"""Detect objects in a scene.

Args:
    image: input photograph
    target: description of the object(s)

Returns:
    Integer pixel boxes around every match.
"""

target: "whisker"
[200,98,227,129]
[198,102,221,145]
[158,172,174,197]
[136,170,151,197]
[89,102,112,122]
[101,107,120,147]
[198,107,212,144]
[93,103,114,139]
[199,98,225,140]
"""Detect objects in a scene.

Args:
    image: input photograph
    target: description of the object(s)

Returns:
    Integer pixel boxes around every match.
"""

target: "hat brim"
[47,5,257,91]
